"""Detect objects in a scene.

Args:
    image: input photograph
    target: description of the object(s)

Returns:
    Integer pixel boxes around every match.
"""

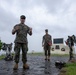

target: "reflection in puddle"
[44,61,51,74]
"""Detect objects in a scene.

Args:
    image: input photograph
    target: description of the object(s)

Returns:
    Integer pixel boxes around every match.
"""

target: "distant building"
[51,38,70,54]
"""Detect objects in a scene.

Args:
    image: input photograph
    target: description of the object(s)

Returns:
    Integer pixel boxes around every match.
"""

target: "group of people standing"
[12,15,52,70]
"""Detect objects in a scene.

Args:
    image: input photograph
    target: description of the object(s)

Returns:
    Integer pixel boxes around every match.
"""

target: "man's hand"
[29,27,32,35]
[15,26,20,31]
[29,28,32,32]
[12,26,20,35]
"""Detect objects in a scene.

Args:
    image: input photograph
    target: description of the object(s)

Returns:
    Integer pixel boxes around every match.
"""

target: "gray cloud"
[0,6,18,32]
[0,0,76,53]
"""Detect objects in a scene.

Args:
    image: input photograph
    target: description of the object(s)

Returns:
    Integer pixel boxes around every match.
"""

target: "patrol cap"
[20,15,26,19]
[45,29,48,32]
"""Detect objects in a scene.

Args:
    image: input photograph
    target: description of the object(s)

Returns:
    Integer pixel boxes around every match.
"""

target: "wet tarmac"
[0,55,69,75]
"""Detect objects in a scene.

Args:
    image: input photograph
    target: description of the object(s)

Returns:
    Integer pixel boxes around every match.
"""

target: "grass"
[60,63,76,75]
[51,54,69,56]
[66,63,76,67]
[0,55,5,60]
[28,52,44,56]
[65,63,76,75]
[28,52,69,56]
[0,53,15,60]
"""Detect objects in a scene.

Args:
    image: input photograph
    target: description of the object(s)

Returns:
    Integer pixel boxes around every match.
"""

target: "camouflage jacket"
[42,34,52,46]
[12,23,32,43]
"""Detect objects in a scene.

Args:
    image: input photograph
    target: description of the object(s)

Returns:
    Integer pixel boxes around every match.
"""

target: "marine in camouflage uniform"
[12,15,32,70]
[66,36,74,61]
[42,29,52,61]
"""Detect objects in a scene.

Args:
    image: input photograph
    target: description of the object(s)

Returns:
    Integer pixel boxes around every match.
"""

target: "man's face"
[20,18,25,23]
[45,31,48,34]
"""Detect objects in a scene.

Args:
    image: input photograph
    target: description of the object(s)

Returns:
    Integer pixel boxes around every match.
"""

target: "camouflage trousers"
[14,43,28,64]
[69,46,74,60]
[44,44,51,56]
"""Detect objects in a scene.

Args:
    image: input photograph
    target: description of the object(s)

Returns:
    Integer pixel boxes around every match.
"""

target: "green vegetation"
[60,63,76,75]
[0,55,5,60]
[51,54,69,56]
[65,63,76,75]
[28,52,69,56]
[28,52,44,56]
[0,40,2,50]
[66,63,76,67]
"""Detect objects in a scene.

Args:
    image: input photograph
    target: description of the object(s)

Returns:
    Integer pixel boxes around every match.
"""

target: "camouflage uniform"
[67,37,74,60]
[12,23,32,64]
[42,34,52,57]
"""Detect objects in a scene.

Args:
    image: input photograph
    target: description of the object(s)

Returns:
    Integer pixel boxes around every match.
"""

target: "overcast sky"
[0,0,76,53]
